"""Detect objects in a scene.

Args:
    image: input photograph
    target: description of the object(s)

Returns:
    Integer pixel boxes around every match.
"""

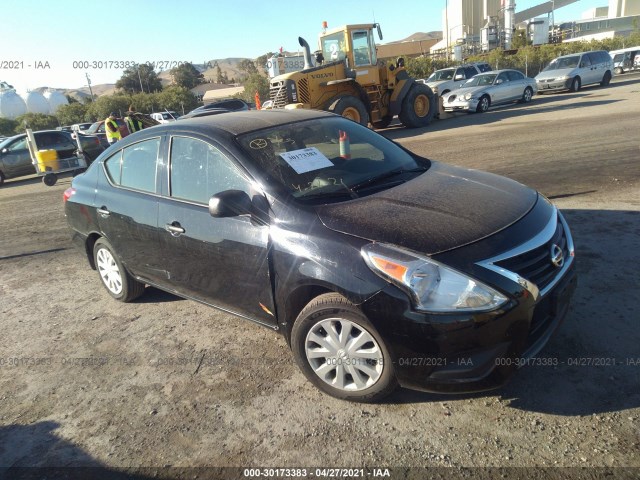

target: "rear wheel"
[600,71,612,86]
[614,67,623,75]
[521,87,533,103]
[398,83,436,128]
[570,76,581,92]
[291,293,398,402]
[0,171,5,187]
[331,96,369,127]
[93,238,145,302]
[476,95,490,113]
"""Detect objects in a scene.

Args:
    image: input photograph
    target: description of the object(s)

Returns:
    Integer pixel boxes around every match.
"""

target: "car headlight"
[463,92,475,100]
[557,75,569,81]
[362,243,508,312]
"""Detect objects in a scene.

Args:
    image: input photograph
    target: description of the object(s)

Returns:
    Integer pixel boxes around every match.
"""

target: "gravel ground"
[0,76,639,479]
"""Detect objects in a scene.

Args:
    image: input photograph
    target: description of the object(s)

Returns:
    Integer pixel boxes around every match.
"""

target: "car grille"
[269,81,288,108]
[298,78,310,104]
[495,220,569,292]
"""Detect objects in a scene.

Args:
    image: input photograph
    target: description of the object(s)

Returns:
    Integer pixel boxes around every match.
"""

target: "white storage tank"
[21,91,50,115]
[0,89,28,119]
[44,89,68,113]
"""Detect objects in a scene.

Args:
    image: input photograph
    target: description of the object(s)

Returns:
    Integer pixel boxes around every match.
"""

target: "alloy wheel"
[96,247,123,295]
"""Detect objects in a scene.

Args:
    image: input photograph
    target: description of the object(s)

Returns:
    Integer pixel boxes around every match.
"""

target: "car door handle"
[165,223,185,236]
[97,207,110,216]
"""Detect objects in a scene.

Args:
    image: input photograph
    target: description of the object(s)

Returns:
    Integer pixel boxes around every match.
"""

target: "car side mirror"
[1,148,7,154]
[209,190,252,218]
[496,79,503,84]
[454,75,464,81]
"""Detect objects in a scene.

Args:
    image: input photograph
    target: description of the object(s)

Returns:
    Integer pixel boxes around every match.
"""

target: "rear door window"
[464,67,477,78]
[507,70,524,81]
[104,137,160,193]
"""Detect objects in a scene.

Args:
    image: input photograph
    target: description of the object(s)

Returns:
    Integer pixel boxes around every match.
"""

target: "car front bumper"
[536,78,572,92]
[443,96,477,111]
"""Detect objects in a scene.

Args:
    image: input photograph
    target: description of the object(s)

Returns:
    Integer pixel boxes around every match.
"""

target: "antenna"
[372,9,376,24]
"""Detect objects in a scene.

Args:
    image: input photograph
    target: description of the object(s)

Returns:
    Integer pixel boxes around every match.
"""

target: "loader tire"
[331,96,369,127]
[398,83,436,128]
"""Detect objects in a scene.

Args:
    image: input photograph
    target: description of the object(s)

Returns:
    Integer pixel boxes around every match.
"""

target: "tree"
[238,59,258,76]
[116,64,163,94]
[255,53,274,74]
[86,95,131,121]
[13,113,59,134]
[65,94,79,104]
[0,118,18,137]
[156,86,199,115]
[511,30,531,49]
[56,103,89,125]
[239,73,270,104]
[170,62,204,89]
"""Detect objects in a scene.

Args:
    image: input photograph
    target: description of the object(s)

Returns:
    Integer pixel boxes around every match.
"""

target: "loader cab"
[319,24,382,85]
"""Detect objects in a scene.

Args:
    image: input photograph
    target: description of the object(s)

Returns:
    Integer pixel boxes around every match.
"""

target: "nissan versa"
[64,109,576,402]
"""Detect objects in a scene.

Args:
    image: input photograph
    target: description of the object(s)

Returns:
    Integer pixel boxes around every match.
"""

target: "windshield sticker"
[279,147,333,174]
[249,138,269,149]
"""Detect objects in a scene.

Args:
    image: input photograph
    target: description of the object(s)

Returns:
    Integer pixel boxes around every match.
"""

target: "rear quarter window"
[103,138,160,193]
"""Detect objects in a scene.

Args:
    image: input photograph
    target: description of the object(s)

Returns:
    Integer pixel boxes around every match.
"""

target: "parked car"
[535,50,612,92]
[86,119,130,148]
[150,111,180,124]
[64,109,576,402]
[72,122,93,132]
[0,130,104,186]
[420,62,492,96]
[190,98,251,114]
[443,69,538,113]
[261,99,274,110]
[610,47,640,74]
[178,109,231,120]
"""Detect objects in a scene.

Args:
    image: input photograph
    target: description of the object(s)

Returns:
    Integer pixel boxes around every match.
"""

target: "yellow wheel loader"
[268,23,437,129]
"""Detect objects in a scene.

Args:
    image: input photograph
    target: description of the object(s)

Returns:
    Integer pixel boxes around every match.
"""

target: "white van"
[535,50,613,92]
[150,111,180,124]
[610,46,640,74]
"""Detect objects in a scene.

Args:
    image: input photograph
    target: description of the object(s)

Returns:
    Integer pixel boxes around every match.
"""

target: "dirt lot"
[1,76,639,479]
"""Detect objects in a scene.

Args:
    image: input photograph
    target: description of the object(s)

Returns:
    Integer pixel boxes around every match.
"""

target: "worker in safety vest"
[124,110,143,133]
[105,112,121,145]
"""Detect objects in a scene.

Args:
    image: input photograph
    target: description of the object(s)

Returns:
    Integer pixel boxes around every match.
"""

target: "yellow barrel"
[36,149,59,172]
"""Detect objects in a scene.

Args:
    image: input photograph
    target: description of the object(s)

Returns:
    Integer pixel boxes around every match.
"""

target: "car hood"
[425,79,449,88]
[535,68,574,80]
[315,161,537,255]
[446,85,488,98]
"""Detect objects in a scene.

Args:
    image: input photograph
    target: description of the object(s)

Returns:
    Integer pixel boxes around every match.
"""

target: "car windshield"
[427,69,455,82]
[86,122,101,134]
[0,136,15,149]
[236,117,427,203]
[544,55,580,71]
[464,74,497,87]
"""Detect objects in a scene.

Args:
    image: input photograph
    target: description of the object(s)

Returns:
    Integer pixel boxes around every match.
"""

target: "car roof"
[148,109,334,136]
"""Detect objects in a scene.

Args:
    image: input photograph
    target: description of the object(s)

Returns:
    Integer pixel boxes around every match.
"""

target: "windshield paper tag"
[279,147,333,174]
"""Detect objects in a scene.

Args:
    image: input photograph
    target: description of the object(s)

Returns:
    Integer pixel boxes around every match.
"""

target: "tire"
[0,171,5,187]
[331,96,369,126]
[398,83,437,128]
[521,87,533,103]
[371,115,392,129]
[600,71,612,87]
[291,293,398,402]
[42,173,57,186]
[93,238,145,302]
[614,67,623,75]
[570,76,581,92]
[476,95,490,113]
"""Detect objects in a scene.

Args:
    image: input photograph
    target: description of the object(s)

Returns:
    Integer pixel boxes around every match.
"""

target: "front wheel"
[398,83,437,128]
[0,171,5,187]
[570,76,581,92]
[476,95,490,113]
[330,96,369,127]
[291,293,398,402]
[93,238,145,302]
[600,71,612,87]
[614,67,623,75]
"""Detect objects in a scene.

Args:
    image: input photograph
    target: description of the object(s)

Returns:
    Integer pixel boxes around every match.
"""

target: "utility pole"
[137,65,144,93]
[85,73,94,101]
[445,0,450,60]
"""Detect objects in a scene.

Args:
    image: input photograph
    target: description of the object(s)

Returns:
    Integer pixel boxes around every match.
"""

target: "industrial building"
[429,0,640,58]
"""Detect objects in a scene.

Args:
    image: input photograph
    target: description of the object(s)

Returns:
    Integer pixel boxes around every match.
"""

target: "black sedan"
[64,110,576,402]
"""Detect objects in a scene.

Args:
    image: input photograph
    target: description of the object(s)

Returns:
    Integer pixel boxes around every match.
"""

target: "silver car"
[535,50,612,92]
[443,69,538,113]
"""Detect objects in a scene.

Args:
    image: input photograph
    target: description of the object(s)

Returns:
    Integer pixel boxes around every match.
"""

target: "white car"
[443,69,538,113]
[421,63,491,96]
[150,111,180,124]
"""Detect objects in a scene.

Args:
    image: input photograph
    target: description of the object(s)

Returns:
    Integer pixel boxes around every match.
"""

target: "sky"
[0,0,606,91]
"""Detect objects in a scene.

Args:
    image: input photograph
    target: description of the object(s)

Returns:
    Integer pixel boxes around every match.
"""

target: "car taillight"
[63,187,76,202]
